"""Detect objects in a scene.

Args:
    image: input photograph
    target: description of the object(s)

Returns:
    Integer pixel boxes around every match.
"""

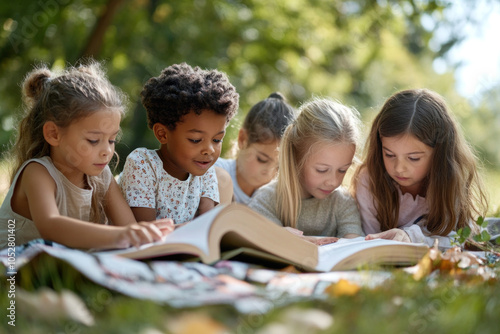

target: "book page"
[160,205,225,254]
[315,237,426,271]
[101,205,225,258]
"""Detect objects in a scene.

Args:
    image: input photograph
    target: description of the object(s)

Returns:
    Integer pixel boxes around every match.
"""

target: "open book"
[102,203,429,271]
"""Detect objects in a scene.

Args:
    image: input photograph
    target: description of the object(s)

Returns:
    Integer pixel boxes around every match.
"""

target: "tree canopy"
[1,0,498,168]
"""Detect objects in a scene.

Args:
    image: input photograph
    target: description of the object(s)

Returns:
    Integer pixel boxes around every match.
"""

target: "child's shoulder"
[20,156,58,179]
[330,186,357,204]
[122,148,163,179]
[21,158,54,178]
[126,148,162,165]
[253,180,278,198]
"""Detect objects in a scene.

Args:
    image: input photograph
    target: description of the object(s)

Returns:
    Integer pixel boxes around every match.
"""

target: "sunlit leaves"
[0,0,490,165]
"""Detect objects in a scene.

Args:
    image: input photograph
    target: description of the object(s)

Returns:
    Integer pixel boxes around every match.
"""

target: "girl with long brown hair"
[352,89,488,247]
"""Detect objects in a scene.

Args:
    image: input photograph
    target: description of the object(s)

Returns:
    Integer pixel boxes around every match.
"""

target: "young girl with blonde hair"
[352,88,488,246]
[249,98,363,244]
[0,62,174,249]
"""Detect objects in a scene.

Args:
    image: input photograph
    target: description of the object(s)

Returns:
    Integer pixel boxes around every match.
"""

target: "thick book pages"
[101,203,429,271]
[316,237,428,271]
[108,203,319,270]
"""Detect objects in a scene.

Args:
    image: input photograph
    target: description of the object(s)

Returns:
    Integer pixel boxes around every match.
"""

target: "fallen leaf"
[441,247,484,268]
[324,279,361,297]
[409,250,434,281]
[407,245,496,282]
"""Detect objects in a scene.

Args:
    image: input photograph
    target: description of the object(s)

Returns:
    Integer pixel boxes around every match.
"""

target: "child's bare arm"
[109,176,157,223]
[104,178,175,246]
[20,163,171,249]
[130,207,157,223]
[103,179,137,226]
[104,180,169,228]
[196,197,216,217]
[365,228,411,242]
[215,166,233,205]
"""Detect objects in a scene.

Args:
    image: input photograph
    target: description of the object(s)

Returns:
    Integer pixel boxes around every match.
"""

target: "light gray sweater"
[248,181,364,237]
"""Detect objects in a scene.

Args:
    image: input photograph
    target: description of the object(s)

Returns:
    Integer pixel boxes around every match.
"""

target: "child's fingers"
[129,224,155,246]
[365,233,381,240]
[366,229,410,242]
[315,237,338,245]
[285,226,304,236]
[154,218,175,234]
[127,227,142,248]
[140,223,164,242]
[393,230,411,242]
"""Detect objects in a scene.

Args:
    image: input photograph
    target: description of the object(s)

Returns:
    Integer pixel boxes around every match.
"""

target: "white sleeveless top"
[214,158,251,204]
[0,156,112,248]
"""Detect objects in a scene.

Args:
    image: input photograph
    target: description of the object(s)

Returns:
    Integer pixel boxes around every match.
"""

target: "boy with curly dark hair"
[120,63,239,225]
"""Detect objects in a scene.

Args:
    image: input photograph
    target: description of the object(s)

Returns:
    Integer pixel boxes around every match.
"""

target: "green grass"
[1,162,500,333]
[1,255,499,333]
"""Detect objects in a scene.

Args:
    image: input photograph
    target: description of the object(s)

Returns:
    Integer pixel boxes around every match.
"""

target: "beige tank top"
[0,156,112,248]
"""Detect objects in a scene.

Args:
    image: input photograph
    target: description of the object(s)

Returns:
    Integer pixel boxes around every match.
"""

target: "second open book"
[102,203,429,271]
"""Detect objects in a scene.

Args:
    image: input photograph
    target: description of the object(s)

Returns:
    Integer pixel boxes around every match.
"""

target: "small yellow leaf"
[411,251,434,281]
[324,279,361,297]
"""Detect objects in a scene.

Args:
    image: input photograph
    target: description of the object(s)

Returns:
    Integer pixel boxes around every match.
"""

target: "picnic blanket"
[1,240,390,313]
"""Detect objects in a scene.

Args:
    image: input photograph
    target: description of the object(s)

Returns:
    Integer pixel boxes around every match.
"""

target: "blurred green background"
[1,0,500,212]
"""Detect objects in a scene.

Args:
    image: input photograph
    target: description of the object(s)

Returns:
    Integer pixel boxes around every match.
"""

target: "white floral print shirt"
[119,148,219,224]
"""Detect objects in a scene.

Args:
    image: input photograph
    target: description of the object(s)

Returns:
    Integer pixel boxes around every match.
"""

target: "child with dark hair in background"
[352,88,488,247]
[0,61,174,249]
[215,92,296,204]
[119,63,239,226]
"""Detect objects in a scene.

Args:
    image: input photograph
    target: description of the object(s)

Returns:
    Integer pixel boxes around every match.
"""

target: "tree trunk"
[80,0,126,59]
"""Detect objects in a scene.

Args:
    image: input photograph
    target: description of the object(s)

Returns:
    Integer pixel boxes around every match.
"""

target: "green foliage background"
[2,3,500,331]
[1,0,500,206]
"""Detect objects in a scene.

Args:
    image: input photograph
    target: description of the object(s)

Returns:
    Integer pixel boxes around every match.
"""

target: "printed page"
[315,237,423,271]
[101,205,225,257]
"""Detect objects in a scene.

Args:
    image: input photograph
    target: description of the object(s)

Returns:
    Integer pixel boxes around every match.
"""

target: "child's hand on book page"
[284,227,304,236]
[301,236,339,245]
[152,218,175,236]
[284,227,338,245]
[116,219,175,248]
[365,228,410,242]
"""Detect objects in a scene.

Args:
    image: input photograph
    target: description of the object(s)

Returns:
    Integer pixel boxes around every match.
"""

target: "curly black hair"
[141,63,239,130]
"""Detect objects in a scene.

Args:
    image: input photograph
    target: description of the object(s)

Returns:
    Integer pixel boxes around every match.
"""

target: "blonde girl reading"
[248,98,364,244]
[352,88,488,247]
[215,92,296,204]
[0,62,174,250]
[119,63,239,225]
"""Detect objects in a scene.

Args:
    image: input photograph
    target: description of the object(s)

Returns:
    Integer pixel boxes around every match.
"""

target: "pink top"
[356,169,428,234]
[355,169,454,248]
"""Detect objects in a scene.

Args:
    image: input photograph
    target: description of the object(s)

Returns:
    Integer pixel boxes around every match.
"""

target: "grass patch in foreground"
[1,254,499,334]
